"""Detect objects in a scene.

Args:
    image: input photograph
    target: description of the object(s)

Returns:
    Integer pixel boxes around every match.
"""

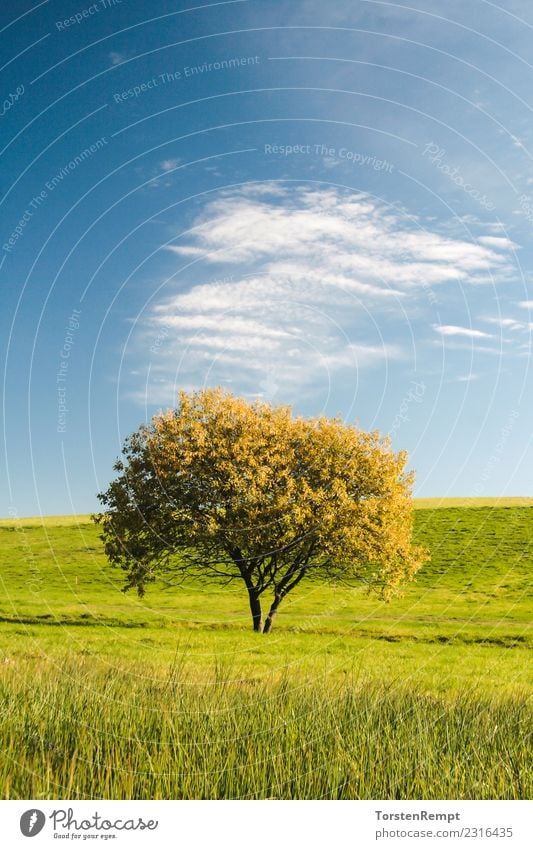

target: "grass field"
[0,501,531,798]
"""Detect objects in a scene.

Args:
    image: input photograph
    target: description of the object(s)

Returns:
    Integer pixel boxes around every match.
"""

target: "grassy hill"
[0,501,531,799]
[0,501,531,693]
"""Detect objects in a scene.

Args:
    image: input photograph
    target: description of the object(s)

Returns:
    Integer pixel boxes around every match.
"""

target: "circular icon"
[20,810,46,837]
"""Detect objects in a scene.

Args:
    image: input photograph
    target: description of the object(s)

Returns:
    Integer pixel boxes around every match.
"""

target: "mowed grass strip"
[413,497,533,509]
[1,495,531,527]
[0,660,530,800]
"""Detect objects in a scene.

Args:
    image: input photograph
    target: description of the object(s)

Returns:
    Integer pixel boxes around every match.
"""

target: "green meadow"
[0,500,531,798]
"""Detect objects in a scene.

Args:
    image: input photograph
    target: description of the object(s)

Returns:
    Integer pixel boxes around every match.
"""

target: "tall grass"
[1,660,530,799]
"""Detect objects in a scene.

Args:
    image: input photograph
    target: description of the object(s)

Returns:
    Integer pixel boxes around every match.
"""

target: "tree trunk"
[248,589,263,632]
[263,594,283,633]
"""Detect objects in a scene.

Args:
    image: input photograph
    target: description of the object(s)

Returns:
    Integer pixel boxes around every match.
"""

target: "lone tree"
[95,388,428,632]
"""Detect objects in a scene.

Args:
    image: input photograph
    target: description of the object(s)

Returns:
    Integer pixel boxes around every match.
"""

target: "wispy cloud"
[482,317,529,331]
[160,159,181,172]
[455,374,480,382]
[132,185,519,405]
[164,185,514,290]
[109,51,127,66]
[477,235,518,250]
[433,324,494,339]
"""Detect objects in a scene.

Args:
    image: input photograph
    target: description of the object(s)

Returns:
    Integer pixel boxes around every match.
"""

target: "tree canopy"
[95,388,428,632]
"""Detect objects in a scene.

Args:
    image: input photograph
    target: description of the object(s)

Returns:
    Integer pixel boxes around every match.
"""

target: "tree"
[95,388,428,632]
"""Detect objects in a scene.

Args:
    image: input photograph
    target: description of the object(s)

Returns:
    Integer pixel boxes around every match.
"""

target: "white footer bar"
[2,800,531,848]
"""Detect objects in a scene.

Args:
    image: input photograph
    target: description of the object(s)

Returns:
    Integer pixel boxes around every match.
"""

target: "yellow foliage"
[96,388,428,631]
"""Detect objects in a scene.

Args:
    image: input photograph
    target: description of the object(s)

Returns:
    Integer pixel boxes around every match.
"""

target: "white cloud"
[455,374,479,382]
[133,185,519,405]
[160,314,291,339]
[482,317,526,331]
[160,159,181,172]
[517,300,533,308]
[109,51,127,66]
[165,186,513,291]
[319,343,403,368]
[433,324,494,339]
[477,236,518,250]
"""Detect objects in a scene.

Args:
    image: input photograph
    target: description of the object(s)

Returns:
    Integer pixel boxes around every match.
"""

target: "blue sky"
[1,0,533,517]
